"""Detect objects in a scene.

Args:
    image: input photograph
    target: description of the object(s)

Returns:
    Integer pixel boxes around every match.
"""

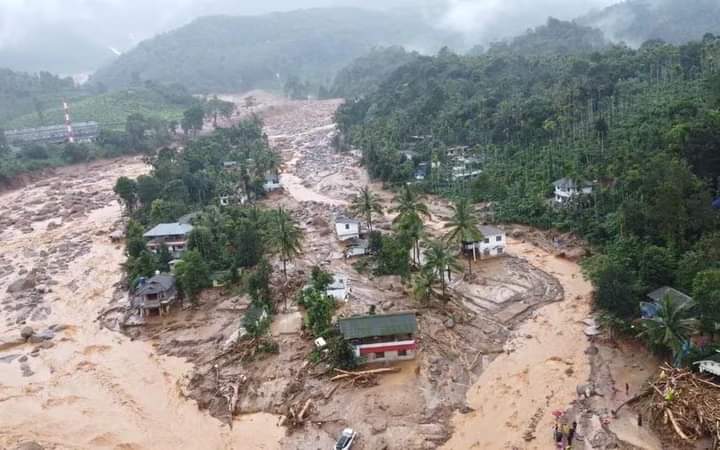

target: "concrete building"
[144,223,193,258]
[133,274,177,316]
[326,274,349,302]
[338,312,417,364]
[335,216,361,241]
[553,178,593,205]
[463,225,506,260]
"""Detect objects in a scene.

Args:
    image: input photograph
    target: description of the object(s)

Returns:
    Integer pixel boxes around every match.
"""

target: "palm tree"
[392,185,430,265]
[639,295,698,364]
[392,184,430,223]
[423,239,462,300]
[444,198,483,274]
[267,207,303,280]
[350,186,383,232]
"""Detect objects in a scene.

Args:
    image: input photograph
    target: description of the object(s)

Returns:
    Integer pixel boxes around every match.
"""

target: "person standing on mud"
[568,421,577,446]
[554,424,563,449]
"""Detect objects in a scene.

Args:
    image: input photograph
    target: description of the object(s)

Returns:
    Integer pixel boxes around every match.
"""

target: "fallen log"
[298,399,313,421]
[330,367,401,382]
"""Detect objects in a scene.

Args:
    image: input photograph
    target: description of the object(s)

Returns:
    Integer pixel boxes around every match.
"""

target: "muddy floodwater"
[0,158,284,449]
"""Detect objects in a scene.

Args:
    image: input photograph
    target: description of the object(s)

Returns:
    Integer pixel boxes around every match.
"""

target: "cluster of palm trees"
[350,184,486,305]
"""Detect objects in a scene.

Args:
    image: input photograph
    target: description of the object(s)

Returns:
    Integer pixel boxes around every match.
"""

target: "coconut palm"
[350,186,383,232]
[423,239,463,300]
[392,184,430,224]
[444,198,483,274]
[267,207,303,279]
[639,295,698,363]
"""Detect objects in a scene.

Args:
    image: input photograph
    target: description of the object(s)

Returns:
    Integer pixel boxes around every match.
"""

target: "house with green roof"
[337,312,417,364]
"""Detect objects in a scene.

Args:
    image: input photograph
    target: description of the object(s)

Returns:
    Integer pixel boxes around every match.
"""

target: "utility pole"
[63,100,75,144]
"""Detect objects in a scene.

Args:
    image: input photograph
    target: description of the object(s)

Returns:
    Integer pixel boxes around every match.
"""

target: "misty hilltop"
[91,8,459,92]
[580,0,720,46]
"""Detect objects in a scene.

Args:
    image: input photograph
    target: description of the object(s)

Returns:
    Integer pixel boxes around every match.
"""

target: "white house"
[326,274,349,302]
[263,172,282,192]
[335,216,361,241]
[553,178,593,205]
[463,225,506,260]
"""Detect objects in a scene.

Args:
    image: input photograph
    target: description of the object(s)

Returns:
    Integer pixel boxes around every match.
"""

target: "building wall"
[464,234,506,259]
[335,222,360,240]
[355,340,417,364]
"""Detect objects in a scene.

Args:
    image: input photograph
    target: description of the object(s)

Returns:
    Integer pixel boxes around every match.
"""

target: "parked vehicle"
[334,428,357,450]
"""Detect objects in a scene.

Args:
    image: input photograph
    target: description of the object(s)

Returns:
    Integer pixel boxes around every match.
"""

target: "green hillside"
[91,8,459,93]
[3,84,194,130]
[336,36,720,325]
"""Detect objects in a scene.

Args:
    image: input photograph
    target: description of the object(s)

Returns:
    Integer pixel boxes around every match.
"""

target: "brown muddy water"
[0,158,284,449]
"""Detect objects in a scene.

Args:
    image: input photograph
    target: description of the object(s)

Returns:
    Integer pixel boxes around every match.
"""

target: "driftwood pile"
[639,364,720,444]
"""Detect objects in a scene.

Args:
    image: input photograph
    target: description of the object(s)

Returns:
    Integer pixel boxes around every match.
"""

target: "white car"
[334,428,357,450]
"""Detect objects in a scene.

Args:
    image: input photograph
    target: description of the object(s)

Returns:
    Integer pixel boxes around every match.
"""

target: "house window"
[496,235,502,242]
[345,224,350,230]
[375,352,385,359]
[399,350,407,357]
[484,238,490,244]
[497,247,504,254]
[484,249,490,256]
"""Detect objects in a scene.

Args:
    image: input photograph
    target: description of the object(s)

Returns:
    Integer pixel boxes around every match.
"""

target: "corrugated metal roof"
[143,223,193,238]
[338,312,417,340]
[478,225,503,237]
[646,286,693,304]
[136,275,175,296]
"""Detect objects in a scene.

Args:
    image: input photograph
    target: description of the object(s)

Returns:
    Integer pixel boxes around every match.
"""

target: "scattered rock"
[444,318,455,329]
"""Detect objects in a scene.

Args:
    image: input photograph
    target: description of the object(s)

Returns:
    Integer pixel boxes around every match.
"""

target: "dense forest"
[472,18,607,58]
[327,46,421,99]
[580,0,720,46]
[91,8,459,93]
[336,34,720,354]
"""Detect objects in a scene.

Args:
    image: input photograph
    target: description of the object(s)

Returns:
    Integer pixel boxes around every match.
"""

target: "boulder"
[444,318,455,329]
[20,326,34,340]
[6,276,36,293]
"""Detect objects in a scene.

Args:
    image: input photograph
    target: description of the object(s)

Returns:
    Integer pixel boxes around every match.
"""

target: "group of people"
[553,421,577,449]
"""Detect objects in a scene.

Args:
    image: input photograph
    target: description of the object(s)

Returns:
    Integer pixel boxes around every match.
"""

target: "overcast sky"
[0,0,620,53]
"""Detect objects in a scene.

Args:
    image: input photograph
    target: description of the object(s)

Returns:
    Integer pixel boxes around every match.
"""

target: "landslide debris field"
[104,98,569,450]
[0,95,618,450]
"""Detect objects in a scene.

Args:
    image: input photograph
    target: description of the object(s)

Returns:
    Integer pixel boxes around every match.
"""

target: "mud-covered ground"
[0,94,662,450]
[115,97,584,450]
